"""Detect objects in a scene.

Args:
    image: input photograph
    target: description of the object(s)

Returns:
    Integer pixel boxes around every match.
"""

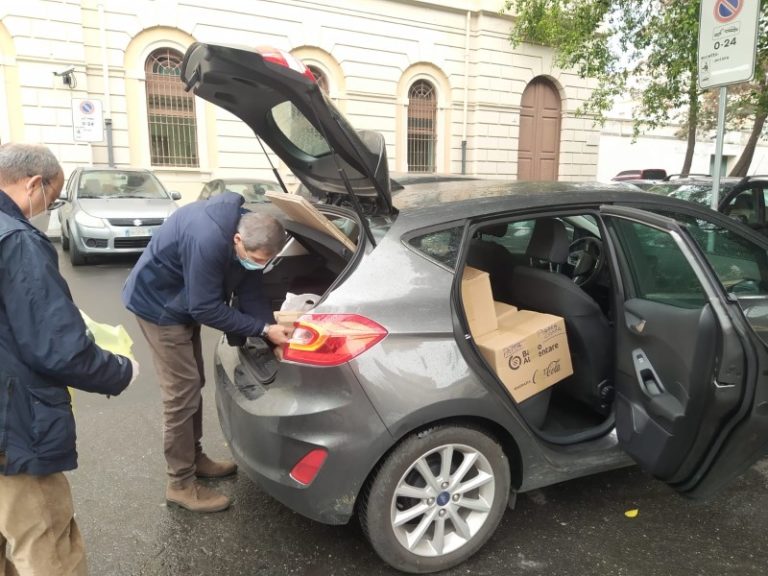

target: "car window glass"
[654,210,768,345]
[78,171,168,200]
[408,227,463,268]
[223,183,271,203]
[723,190,758,225]
[610,219,708,309]
[271,101,331,157]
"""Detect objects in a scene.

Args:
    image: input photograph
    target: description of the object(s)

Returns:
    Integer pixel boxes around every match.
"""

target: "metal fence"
[407,80,436,173]
[145,49,199,167]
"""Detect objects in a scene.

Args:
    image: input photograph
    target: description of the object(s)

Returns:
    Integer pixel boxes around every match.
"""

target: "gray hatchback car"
[182,43,768,573]
[58,167,181,265]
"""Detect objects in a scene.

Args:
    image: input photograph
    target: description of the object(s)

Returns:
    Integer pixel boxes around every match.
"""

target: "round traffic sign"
[714,0,743,23]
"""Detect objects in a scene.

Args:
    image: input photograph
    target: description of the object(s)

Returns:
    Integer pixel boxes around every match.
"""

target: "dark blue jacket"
[0,190,133,476]
[122,192,271,335]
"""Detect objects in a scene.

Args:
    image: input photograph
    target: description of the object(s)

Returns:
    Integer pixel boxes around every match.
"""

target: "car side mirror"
[170,191,182,201]
[59,190,68,201]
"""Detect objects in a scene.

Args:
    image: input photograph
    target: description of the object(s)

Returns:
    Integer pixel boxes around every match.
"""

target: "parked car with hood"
[180,42,768,573]
[58,167,181,265]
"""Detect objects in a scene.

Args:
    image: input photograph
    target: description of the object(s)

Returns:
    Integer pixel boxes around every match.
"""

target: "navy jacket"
[122,192,271,335]
[0,190,133,476]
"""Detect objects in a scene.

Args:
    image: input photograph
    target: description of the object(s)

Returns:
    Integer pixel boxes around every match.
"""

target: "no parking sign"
[72,98,104,142]
[698,0,760,89]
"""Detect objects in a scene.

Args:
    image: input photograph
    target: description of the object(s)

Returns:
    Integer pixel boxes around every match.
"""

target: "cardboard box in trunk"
[476,310,573,403]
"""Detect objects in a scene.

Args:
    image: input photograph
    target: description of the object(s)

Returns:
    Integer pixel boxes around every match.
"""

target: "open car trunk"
[232,194,362,385]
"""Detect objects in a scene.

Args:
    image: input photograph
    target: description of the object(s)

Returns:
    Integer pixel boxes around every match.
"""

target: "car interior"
[465,214,617,441]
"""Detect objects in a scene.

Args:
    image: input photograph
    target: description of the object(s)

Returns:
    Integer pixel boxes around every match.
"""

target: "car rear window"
[408,226,463,269]
[271,101,331,157]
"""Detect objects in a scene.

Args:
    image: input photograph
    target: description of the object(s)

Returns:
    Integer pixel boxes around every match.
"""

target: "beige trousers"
[136,317,205,486]
[0,457,87,576]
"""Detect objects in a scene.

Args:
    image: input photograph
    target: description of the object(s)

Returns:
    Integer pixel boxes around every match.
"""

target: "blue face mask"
[238,256,265,271]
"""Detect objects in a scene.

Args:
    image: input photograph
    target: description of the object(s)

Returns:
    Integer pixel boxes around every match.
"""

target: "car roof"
[76,166,153,173]
[391,179,703,227]
[208,177,280,184]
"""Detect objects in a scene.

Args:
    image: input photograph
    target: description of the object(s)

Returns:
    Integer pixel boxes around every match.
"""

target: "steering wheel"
[567,236,604,287]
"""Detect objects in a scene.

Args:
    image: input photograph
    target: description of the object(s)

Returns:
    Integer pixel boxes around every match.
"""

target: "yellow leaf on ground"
[625,509,639,518]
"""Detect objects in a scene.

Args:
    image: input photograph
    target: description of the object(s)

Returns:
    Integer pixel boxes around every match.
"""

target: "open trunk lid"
[180,42,395,217]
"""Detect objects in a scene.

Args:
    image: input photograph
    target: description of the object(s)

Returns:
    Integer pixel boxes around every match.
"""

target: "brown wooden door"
[517,77,561,181]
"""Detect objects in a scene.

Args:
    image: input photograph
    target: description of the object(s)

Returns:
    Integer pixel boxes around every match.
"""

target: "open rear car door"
[601,205,768,498]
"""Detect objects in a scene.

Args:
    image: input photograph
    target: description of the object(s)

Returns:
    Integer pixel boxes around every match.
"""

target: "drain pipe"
[461,10,470,174]
[98,3,114,166]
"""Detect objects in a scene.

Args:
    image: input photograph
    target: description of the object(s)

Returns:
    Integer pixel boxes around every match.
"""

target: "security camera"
[53,68,76,88]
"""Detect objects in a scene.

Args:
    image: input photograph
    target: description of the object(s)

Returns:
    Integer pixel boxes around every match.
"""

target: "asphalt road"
[56,247,768,576]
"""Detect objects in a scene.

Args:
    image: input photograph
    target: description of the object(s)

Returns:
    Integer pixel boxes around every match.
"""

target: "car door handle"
[625,311,646,334]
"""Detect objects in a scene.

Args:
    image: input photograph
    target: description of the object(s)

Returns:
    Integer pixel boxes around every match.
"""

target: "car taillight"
[282,314,387,367]
[290,448,328,486]
[256,46,316,82]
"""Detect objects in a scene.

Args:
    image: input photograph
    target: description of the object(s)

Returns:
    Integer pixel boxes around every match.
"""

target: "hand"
[265,323,292,346]
[129,358,140,385]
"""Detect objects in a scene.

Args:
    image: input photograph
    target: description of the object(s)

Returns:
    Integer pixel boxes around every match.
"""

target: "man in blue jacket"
[122,191,291,513]
[0,143,138,575]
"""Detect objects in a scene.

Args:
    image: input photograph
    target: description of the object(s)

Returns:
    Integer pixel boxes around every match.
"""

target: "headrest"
[526,218,569,265]
[126,174,145,187]
[480,223,508,237]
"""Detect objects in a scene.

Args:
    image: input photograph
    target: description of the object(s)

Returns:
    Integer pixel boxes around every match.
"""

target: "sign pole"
[711,86,727,211]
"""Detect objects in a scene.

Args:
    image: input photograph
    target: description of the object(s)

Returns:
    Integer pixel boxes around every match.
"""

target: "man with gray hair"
[122,190,291,513]
[0,142,138,574]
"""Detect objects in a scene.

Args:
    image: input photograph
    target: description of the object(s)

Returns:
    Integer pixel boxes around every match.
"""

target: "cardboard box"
[494,301,518,325]
[476,310,573,403]
[462,267,497,337]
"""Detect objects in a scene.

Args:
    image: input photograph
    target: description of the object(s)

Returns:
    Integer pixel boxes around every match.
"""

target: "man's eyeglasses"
[40,179,65,212]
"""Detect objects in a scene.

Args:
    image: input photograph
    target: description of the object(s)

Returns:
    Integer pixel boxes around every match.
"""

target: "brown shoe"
[166,480,231,513]
[195,453,238,478]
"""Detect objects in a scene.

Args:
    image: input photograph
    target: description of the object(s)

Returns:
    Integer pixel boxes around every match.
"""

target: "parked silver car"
[58,167,181,265]
[183,42,768,573]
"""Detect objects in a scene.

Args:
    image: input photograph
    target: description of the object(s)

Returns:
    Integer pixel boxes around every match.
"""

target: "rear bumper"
[213,337,392,524]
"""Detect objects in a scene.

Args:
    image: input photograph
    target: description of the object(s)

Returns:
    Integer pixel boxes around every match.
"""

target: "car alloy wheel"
[359,425,510,573]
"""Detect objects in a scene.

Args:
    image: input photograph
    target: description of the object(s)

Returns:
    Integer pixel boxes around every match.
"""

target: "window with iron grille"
[307,65,329,94]
[407,80,436,173]
[145,48,199,167]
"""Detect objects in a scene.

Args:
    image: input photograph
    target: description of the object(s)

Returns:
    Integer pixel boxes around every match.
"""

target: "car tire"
[61,222,70,251]
[358,425,510,574]
[69,234,86,266]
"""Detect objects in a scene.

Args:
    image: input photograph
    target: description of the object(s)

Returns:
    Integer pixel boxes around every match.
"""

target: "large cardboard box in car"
[476,310,573,403]
[462,267,497,337]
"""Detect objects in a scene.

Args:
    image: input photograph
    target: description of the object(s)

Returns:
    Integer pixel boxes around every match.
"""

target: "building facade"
[0,0,601,199]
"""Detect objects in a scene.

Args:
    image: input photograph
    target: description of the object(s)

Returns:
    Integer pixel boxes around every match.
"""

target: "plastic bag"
[70,311,134,406]
[79,310,135,358]
[280,292,320,312]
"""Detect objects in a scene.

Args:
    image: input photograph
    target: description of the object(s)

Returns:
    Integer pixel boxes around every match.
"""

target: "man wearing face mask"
[0,142,138,574]
[122,190,291,513]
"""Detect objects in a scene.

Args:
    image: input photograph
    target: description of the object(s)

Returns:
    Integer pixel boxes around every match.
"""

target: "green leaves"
[504,1,768,172]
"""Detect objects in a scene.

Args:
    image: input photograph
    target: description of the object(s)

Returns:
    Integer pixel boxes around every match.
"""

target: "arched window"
[145,48,198,167]
[407,80,436,173]
[306,65,329,94]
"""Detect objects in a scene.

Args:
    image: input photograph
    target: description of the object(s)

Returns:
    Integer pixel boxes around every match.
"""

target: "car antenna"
[307,100,378,248]
[255,135,291,194]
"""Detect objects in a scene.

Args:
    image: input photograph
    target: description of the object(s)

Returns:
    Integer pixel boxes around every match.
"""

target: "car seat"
[126,174,145,188]
[506,218,613,415]
[81,179,102,197]
[466,224,514,298]
[728,194,755,225]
